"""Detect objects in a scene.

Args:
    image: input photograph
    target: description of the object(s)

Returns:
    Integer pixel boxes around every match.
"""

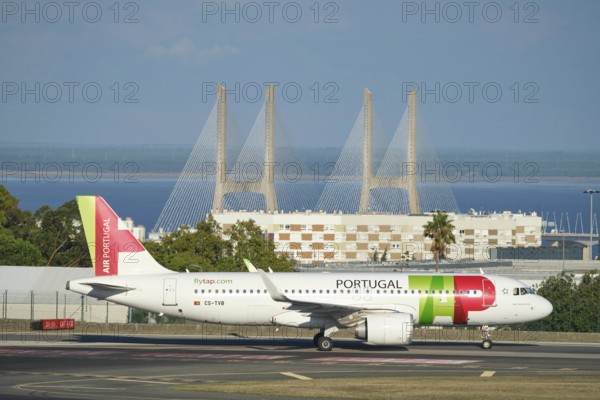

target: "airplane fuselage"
[68,272,552,329]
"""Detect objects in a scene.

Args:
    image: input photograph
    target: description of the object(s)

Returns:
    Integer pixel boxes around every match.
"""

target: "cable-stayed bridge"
[153,84,459,233]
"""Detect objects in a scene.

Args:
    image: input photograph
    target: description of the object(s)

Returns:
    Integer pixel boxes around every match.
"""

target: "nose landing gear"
[480,325,493,349]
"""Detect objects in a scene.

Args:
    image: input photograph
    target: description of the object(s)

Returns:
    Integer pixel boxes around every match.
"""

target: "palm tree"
[423,211,456,273]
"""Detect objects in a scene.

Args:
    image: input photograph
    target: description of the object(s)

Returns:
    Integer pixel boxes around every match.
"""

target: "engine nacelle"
[354,313,414,345]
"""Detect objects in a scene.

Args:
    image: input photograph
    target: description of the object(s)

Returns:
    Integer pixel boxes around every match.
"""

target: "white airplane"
[67,196,553,351]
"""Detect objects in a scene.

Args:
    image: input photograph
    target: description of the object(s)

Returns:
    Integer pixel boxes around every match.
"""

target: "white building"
[123,217,146,242]
[212,211,542,264]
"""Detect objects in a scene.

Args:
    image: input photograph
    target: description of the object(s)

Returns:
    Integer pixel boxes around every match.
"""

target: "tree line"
[521,271,600,333]
[0,184,293,272]
[0,185,91,267]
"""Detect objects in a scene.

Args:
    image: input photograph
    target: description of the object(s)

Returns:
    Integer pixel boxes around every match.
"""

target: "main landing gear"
[313,326,338,351]
[480,325,493,349]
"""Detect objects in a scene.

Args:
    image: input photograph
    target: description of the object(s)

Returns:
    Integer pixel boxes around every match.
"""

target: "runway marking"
[560,368,577,371]
[0,349,117,357]
[309,357,480,365]
[108,378,178,385]
[281,372,313,381]
[480,371,496,377]
[135,352,294,361]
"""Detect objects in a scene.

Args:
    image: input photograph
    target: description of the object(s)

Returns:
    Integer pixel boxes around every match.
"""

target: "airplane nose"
[538,297,553,318]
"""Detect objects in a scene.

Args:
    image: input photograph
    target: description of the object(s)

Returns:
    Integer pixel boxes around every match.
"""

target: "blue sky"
[1,0,599,150]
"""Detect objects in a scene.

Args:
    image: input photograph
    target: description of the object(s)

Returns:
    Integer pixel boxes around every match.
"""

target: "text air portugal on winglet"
[67,196,553,351]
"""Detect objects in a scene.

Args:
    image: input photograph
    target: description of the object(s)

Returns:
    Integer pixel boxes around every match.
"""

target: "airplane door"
[482,278,496,307]
[163,278,177,306]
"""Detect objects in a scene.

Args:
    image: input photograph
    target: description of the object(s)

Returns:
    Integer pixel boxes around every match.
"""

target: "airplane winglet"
[257,269,289,302]
[243,259,258,272]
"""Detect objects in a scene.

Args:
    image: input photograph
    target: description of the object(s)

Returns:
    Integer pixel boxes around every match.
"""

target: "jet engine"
[354,313,414,345]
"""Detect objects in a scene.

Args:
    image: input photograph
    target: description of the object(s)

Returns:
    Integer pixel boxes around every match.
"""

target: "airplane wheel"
[313,332,324,346]
[482,339,493,350]
[317,336,333,351]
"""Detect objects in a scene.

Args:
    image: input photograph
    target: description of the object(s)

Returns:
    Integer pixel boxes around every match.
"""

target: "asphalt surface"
[1,333,599,399]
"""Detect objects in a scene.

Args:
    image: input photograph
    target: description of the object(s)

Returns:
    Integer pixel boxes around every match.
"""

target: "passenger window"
[520,288,527,295]
[513,288,520,296]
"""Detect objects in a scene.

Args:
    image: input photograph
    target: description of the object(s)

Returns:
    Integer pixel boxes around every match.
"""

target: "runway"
[1,334,599,399]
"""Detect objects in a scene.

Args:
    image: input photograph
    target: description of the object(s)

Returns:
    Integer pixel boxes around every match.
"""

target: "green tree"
[0,228,44,265]
[423,211,456,273]
[227,219,294,272]
[372,249,379,262]
[572,271,600,332]
[524,272,575,331]
[0,184,36,241]
[146,216,294,272]
[380,247,388,262]
[146,215,232,272]
[31,200,91,267]
[0,185,43,266]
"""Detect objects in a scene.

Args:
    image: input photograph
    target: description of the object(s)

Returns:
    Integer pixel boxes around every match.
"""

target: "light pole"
[561,230,565,271]
[583,190,599,261]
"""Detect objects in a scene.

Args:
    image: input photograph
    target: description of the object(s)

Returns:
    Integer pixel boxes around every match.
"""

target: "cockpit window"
[514,287,535,295]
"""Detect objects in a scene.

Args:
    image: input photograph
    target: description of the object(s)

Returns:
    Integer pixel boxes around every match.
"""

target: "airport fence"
[1,290,128,323]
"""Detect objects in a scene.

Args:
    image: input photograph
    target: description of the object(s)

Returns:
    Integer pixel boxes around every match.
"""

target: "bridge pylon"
[212,83,278,213]
[358,89,420,214]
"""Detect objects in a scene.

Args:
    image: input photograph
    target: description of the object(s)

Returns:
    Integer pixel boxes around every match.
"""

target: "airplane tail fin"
[77,195,172,276]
